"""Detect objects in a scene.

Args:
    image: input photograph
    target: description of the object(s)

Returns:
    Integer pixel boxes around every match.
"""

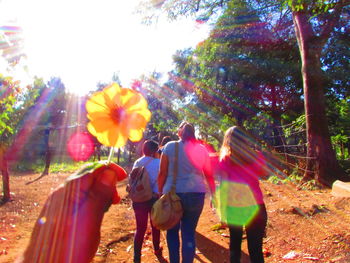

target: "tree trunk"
[95,144,101,161]
[270,85,285,148]
[42,128,52,176]
[117,148,121,164]
[26,128,52,185]
[1,151,10,202]
[293,11,348,186]
[42,147,52,176]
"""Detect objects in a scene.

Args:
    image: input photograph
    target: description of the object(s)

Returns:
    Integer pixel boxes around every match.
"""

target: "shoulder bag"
[151,142,183,230]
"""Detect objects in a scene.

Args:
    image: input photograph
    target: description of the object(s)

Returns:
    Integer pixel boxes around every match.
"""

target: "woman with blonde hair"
[217,126,268,263]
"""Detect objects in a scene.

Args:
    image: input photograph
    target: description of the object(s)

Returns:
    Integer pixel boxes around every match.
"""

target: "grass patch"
[268,169,303,185]
[11,155,134,174]
[32,162,86,173]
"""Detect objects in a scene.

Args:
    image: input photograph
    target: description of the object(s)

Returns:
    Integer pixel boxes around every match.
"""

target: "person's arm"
[203,153,216,195]
[158,153,169,195]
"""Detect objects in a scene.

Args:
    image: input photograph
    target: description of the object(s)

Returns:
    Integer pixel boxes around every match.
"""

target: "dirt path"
[1,172,350,262]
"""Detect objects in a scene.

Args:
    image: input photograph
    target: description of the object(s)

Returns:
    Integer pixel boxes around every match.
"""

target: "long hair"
[219,126,258,165]
[178,121,196,142]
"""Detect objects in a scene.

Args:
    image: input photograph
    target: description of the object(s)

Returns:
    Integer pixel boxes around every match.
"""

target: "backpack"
[126,159,153,202]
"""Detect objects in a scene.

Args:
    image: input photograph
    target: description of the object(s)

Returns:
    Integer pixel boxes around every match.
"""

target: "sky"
[0,0,209,95]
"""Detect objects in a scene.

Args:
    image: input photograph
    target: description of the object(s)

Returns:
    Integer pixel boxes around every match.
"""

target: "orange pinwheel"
[86,83,151,148]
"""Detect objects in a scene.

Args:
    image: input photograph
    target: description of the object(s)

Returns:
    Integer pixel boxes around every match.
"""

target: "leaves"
[0,75,20,140]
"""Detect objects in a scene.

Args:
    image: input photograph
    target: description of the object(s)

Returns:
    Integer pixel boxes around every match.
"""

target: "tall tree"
[23,77,67,182]
[0,75,38,202]
[40,78,66,176]
[290,0,349,184]
[138,0,349,185]
[172,1,303,145]
[132,73,180,138]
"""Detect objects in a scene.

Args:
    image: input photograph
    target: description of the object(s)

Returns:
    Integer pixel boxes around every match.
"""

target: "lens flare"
[67,132,94,161]
[215,180,259,226]
[38,217,46,225]
[184,141,208,170]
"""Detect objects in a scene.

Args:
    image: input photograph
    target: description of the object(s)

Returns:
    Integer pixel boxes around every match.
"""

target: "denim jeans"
[166,192,205,263]
[229,204,267,263]
[132,197,160,263]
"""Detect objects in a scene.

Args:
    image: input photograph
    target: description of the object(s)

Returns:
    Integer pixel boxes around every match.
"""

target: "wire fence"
[266,123,316,175]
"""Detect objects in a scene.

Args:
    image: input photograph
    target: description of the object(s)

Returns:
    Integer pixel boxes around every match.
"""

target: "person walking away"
[217,126,268,263]
[156,135,172,158]
[158,121,215,263]
[131,140,162,263]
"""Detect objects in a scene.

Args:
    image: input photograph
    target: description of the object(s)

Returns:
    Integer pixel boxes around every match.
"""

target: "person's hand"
[210,194,217,211]
[17,161,127,263]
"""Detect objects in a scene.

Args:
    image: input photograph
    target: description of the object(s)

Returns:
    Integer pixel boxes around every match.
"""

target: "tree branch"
[318,1,346,46]
[196,0,201,12]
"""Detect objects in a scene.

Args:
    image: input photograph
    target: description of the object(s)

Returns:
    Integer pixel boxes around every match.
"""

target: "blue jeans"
[166,192,205,263]
[229,204,267,263]
[132,197,160,263]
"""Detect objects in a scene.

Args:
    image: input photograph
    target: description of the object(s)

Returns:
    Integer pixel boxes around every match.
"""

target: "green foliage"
[331,134,348,145]
[0,74,39,147]
[137,0,230,24]
[267,175,284,184]
[284,0,340,14]
[243,113,273,144]
[23,161,84,173]
[0,76,19,138]
[267,169,303,185]
[6,77,68,165]
[328,97,350,159]
[152,116,178,133]
[339,160,350,176]
[298,179,322,190]
[288,169,304,183]
[170,0,304,148]
[14,153,132,173]
[135,73,181,139]
[141,0,347,186]
[284,114,306,137]
[45,162,94,174]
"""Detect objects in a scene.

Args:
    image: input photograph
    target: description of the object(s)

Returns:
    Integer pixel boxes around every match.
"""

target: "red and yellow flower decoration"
[86,83,151,148]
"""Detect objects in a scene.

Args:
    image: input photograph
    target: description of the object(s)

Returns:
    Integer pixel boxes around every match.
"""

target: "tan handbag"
[151,142,183,230]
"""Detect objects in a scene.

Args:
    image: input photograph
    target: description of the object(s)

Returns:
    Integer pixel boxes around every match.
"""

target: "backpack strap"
[143,157,153,169]
[171,142,179,193]
[130,158,153,179]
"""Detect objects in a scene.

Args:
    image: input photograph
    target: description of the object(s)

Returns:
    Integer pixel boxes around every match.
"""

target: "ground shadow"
[103,232,169,263]
[195,231,250,263]
[0,197,13,206]
[106,233,134,248]
[25,171,48,185]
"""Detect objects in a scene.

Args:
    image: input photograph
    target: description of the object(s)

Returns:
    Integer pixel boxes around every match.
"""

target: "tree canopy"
[137,0,350,185]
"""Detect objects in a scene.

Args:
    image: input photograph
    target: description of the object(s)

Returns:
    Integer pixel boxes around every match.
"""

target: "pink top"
[219,152,266,205]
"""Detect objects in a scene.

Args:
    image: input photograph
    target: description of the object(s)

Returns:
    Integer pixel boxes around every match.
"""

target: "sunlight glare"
[1,0,209,95]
